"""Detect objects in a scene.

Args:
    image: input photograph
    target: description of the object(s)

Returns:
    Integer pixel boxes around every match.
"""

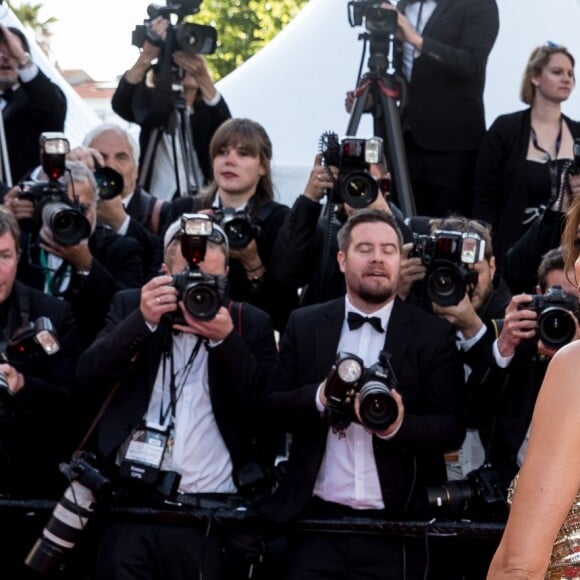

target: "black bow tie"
[347,311,385,333]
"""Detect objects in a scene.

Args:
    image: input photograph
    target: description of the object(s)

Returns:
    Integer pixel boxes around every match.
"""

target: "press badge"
[117,425,171,484]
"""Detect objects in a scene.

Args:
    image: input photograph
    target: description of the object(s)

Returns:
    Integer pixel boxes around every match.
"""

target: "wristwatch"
[17,52,32,70]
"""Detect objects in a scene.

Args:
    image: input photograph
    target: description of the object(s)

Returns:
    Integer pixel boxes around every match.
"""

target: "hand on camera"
[432,293,484,340]
[4,186,34,220]
[0,363,24,395]
[0,24,29,64]
[140,273,177,326]
[496,294,537,358]
[173,52,217,100]
[397,242,426,299]
[173,304,234,342]
[67,146,103,171]
[39,226,93,273]
[303,154,335,202]
[97,195,127,232]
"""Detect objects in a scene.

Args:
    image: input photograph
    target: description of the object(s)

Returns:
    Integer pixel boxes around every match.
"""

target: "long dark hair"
[198,118,275,215]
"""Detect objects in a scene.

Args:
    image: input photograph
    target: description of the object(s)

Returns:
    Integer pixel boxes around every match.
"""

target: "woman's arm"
[487,340,580,579]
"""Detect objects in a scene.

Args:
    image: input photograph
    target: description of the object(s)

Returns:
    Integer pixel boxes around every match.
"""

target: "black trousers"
[94,521,226,580]
[285,499,428,580]
[403,131,478,219]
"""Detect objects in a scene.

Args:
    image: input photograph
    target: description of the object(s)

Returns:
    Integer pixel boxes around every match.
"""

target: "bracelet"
[245,264,264,273]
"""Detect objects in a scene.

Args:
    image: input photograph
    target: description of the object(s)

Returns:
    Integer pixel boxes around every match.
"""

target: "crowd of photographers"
[0,1,578,579]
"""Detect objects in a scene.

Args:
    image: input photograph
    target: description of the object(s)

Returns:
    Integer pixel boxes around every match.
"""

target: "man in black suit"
[11,161,144,347]
[372,0,499,218]
[75,214,278,580]
[0,24,67,183]
[259,209,465,579]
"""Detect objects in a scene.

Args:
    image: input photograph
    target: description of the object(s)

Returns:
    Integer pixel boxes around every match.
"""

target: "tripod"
[140,80,204,199]
[346,31,416,217]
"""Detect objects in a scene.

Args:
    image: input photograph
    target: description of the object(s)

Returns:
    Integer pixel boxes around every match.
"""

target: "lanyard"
[530,117,563,200]
[159,335,203,427]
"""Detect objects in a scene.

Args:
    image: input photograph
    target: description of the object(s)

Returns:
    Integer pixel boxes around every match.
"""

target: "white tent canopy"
[217,0,580,207]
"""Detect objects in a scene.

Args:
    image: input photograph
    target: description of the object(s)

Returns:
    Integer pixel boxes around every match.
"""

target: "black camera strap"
[159,333,203,427]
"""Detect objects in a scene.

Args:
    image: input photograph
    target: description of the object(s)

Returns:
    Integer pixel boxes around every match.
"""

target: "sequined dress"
[508,475,580,579]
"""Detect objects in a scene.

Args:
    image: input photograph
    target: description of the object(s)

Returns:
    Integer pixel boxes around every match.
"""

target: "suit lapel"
[383,297,414,378]
[422,0,452,36]
[315,299,346,375]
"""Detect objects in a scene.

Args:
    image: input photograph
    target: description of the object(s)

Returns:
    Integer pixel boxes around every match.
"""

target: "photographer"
[75,215,278,580]
[111,15,231,201]
[7,161,144,347]
[258,209,465,579]
[473,245,580,492]
[0,24,67,184]
[273,148,414,306]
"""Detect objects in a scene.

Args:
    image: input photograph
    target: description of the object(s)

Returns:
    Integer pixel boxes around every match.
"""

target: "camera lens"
[358,380,398,431]
[537,307,576,350]
[339,171,378,209]
[222,218,254,249]
[94,167,124,200]
[183,283,221,320]
[426,480,475,515]
[426,263,466,307]
[42,202,91,247]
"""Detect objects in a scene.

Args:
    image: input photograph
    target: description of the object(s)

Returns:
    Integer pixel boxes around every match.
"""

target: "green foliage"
[184,0,309,79]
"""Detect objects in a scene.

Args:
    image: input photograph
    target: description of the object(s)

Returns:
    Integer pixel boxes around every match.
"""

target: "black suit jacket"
[395,0,499,152]
[472,109,580,268]
[76,290,278,487]
[17,225,145,347]
[3,69,67,182]
[0,281,80,497]
[258,296,465,523]
[111,75,231,189]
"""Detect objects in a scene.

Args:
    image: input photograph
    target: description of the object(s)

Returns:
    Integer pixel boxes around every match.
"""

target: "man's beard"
[357,281,395,304]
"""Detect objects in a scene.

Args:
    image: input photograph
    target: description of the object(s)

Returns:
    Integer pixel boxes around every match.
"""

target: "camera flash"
[181,213,213,236]
[337,357,363,383]
[35,331,60,355]
[40,133,70,155]
[364,137,383,164]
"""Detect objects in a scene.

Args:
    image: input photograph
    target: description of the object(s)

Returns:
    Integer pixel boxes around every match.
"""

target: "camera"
[320,131,384,208]
[19,133,91,247]
[0,317,60,422]
[324,350,398,434]
[170,213,228,321]
[519,285,578,350]
[425,463,507,521]
[132,1,217,56]
[411,230,485,307]
[569,138,580,176]
[348,0,398,35]
[211,208,259,249]
[94,165,124,200]
[25,451,110,576]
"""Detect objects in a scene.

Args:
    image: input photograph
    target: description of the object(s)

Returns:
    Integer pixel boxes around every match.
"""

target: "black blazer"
[472,109,580,267]
[258,296,465,523]
[17,225,145,347]
[395,0,499,152]
[111,75,231,189]
[3,70,67,183]
[0,281,80,497]
[76,290,278,486]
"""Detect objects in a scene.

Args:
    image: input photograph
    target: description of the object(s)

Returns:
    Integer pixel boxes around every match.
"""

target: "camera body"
[170,214,228,321]
[26,451,110,576]
[411,229,485,307]
[320,132,383,209]
[19,133,91,247]
[211,208,259,249]
[426,463,507,521]
[348,0,398,34]
[569,137,580,176]
[132,1,217,55]
[325,350,398,434]
[520,285,578,350]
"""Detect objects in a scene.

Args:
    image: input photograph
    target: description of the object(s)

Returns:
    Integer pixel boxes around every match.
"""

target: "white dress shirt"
[402,0,438,82]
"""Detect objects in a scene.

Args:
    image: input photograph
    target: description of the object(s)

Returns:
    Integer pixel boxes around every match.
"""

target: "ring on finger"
[156,296,161,304]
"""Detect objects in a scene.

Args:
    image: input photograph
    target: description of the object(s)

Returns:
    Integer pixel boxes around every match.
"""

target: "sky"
[19,0,158,80]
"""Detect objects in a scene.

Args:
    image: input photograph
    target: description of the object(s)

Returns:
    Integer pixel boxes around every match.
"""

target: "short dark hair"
[537,246,566,292]
[0,206,21,254]
[337,208,403,253]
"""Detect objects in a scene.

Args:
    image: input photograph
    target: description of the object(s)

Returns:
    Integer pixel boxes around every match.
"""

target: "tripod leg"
[346,79,372,136]
[376,81,416,217]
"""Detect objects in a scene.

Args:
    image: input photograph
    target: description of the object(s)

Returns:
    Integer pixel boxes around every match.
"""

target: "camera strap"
[530,117,563,201]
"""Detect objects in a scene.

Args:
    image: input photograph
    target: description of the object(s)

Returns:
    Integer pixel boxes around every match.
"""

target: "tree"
[5,1,57,58]
[185,0,309,79]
